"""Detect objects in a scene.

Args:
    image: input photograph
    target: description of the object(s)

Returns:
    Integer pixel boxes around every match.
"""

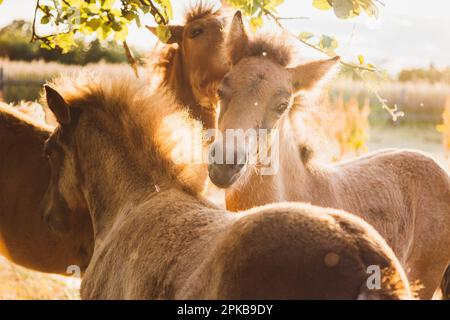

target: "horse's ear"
[145,25,184,44]
[44,85,70,125]
[225,11,249,65]
[288,56,340,92]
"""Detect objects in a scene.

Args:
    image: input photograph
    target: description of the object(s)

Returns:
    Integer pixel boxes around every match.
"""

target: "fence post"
[0,67,4,102]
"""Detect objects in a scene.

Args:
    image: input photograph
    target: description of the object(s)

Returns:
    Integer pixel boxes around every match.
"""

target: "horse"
[0,4,226,276]
[207,11,450,299]
[39,73,411,299]
[0,103,93,274]
[147,3,229,129]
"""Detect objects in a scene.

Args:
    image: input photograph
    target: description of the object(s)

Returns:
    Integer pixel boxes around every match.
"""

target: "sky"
[0,0,449,74]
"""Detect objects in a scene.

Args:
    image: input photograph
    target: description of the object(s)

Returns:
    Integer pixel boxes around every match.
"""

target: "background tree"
[0,20,129,64]
[21,1,380,69]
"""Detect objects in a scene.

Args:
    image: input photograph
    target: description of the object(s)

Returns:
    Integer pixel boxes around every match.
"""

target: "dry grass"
[318,92,371,160]
[0,59,143,103]
[331,79,450,125]
[0,256,80,300]
[0,58,133,82]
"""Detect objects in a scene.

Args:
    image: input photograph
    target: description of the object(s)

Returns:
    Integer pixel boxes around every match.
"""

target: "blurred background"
[0,0,449,299]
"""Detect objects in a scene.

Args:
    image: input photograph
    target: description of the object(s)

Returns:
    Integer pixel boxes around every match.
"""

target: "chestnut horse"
[0,103,93,274]
[147,3,229,129]
[40,73,411,299]
[208,12,450,299]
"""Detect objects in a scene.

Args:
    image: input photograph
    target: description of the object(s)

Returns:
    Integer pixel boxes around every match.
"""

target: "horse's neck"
[164,49,198,109]
[225,114,335,211]
[79,141,163,240]
[162,48,216,129]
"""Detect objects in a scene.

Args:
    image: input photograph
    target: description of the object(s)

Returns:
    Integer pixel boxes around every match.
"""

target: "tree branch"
[138,0,168,25]
[263,9,376,72]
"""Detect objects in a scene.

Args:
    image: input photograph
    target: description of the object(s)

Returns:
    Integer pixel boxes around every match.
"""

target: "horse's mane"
[185,1,221,23]
[0,102,53,134]
[245,35,294,67]
[45,73,206,195]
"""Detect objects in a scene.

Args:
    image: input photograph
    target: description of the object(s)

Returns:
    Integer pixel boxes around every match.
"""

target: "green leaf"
[319,34,338,49]
[54,32,75,54]
[112,23,122,32]
[155,24,171,43]
[86,18,102,31]
[358,54,364,65]
[359,0,379,18]
[312,0,332,10]
[68,0,83,7]
[98,22,112,41]
[332,0,357,19]
[124,11,137,21]
[156,0,173,19]
[299,32,314,40]
[115,24,128,42]
[86,3,100,14]
[41,15,50,24]
[101,0,116,10]
[249,16,263,32]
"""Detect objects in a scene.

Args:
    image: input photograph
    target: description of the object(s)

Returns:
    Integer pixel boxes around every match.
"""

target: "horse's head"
[208,11,340,188]
[41,85,88,234]
[147,3,229,107]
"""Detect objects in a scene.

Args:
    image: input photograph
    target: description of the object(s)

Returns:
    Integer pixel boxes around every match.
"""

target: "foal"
[0,103,93,274]
[208,12,450,299]
[41,74,411,299]
[0,4,225,275]
[147,3,229,129]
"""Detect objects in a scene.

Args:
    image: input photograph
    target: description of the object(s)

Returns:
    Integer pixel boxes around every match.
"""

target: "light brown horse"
[0,4,225,276]
[208,12,450,299]
[147,3,229,129]
[40,73,412,299]
[0,103,93,274]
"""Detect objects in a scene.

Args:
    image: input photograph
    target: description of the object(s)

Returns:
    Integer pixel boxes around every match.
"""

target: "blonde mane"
[45,73,206,195]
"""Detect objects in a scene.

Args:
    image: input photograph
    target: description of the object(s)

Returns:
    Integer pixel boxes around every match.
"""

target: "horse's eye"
[275,102,290,115]
[190,27,203,38]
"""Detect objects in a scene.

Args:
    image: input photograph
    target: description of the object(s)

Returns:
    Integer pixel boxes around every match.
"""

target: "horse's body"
[227,122,450,299]
[208,12,450,299]
[40,74,411,299]
[0,103,93,274]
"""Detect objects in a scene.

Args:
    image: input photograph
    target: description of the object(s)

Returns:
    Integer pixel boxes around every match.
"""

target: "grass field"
[0,256,79,300]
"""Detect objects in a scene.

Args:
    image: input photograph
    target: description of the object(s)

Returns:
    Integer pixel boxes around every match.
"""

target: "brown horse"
[0,103,93,274]
[208,12,450,299]
[147,3,229,129]
[40,73,411,299]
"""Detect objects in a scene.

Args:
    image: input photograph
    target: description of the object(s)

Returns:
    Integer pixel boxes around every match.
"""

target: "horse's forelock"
[244,35,294,67]
[184,1,222,24]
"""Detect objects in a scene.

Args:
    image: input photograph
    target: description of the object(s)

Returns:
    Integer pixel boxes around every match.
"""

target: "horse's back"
[194,202,411,299]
